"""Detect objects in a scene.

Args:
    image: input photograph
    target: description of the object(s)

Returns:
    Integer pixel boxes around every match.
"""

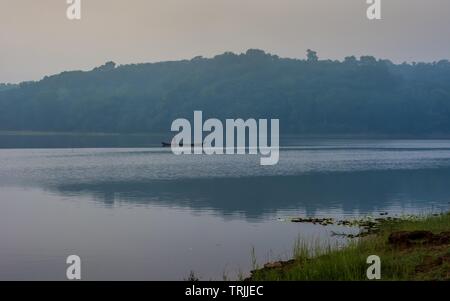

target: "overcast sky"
[1,0,450,83]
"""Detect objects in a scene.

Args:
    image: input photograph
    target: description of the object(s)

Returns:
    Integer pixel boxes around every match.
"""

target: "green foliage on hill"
[1,49,450,135]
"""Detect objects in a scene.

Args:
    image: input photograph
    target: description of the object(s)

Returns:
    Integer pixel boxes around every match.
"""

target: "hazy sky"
[1,0,450,83]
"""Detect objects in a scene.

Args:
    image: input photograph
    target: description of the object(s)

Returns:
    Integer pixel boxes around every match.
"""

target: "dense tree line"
[0,83,18,92]
[1,49,450,135]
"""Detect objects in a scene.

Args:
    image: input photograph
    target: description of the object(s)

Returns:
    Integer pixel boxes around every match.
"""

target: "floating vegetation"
[288,213,430,238]
[290,217,334,226]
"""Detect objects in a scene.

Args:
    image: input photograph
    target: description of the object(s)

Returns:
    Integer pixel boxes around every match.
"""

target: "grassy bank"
[249,213,450,281]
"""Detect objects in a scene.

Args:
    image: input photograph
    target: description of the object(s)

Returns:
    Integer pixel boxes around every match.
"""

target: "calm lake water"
[1,136,450,280]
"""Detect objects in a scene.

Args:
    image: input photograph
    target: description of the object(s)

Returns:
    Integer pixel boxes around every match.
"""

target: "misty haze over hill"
[1,49,450,136]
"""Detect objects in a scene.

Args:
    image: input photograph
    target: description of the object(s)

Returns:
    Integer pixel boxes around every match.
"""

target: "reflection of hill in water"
[53,169,450,219]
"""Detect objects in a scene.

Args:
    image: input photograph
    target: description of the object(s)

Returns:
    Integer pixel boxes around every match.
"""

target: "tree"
[307,49,318,62]
[360,56,377,66]
[344,56,357,64]
[93,61,116,72]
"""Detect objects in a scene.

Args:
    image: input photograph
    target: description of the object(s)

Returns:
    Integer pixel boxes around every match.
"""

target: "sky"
[1,0,450,83]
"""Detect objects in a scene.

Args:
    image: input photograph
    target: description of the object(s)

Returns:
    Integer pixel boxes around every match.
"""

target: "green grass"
[250,213,450,281]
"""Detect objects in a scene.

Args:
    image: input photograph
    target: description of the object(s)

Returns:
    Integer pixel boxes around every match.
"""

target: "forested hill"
[1,49,450,135]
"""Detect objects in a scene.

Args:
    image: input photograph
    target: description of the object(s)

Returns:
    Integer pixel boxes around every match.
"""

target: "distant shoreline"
[0,131,166,137]
[1,130,450,140]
